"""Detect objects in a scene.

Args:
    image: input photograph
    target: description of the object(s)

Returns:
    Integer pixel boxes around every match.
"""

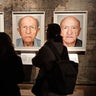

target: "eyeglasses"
[20,26,37,30]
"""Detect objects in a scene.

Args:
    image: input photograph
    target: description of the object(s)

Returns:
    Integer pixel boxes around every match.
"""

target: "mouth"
[66,36,73,38]
[25,35,32,38]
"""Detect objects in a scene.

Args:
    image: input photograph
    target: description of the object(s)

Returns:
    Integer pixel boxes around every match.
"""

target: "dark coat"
[32,40,69,96]
[32,40,69,68]
[0,55,25,96]
[75,39,82,47]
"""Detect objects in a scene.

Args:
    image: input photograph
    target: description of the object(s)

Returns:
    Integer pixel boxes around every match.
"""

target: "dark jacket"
[0,54,25,96]
[33,40,69,68]
[32,40,69,96]
[75,39,82,47]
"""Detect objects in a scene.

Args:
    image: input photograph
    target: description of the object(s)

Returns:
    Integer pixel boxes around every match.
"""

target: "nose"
[26,27,31,34]
[67,27,72,35]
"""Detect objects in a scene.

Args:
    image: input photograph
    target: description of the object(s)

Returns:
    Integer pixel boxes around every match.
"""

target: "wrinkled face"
[60,17,81,46]
[17,16,39,44]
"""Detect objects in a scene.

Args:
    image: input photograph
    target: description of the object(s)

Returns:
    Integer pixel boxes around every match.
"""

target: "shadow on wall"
[23,65,34,83]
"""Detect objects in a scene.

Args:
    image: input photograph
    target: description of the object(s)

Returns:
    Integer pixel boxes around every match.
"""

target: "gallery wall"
[0,0,96,84]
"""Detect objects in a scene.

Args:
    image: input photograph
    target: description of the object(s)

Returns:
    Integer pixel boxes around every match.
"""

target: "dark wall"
[0,0,96,84]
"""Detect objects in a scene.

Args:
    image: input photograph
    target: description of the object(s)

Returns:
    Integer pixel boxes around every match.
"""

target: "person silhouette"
[0,32,25,96]
[31,23,70,96]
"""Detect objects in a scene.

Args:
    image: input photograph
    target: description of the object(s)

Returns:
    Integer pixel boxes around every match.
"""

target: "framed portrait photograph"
[53,11,88,52]
[12,11,45,51]
[0,12,4,32]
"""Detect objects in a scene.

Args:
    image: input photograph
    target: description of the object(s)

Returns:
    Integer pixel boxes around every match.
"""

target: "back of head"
[0,32,15,57]
[0,32,12,45]
[47,23,62,42]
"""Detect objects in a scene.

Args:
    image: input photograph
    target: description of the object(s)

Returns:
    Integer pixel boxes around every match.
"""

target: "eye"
[62,26,68,29]
[72,26,76,29]
[30,26,35,29]
[72,26,79,30]
[64,26,67,29]
[21,26,27,29]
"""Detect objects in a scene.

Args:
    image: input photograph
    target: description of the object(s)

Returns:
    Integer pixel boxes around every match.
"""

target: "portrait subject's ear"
[38,28,40,32]
[77,27,81,36]
[17,28,21,36]
[35,28,40,37]
[36,28,40,35]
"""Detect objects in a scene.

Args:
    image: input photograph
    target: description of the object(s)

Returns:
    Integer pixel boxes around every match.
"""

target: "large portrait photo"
[12,11,45,51]
[53,11,88,52]
[0,12,4,32]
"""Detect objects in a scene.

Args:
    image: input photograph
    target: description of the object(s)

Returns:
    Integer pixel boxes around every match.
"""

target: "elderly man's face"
[60,17,81,47]
[18,16,39,45]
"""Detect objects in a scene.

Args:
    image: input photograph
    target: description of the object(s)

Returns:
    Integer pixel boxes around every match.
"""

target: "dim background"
[0,0,96,85]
